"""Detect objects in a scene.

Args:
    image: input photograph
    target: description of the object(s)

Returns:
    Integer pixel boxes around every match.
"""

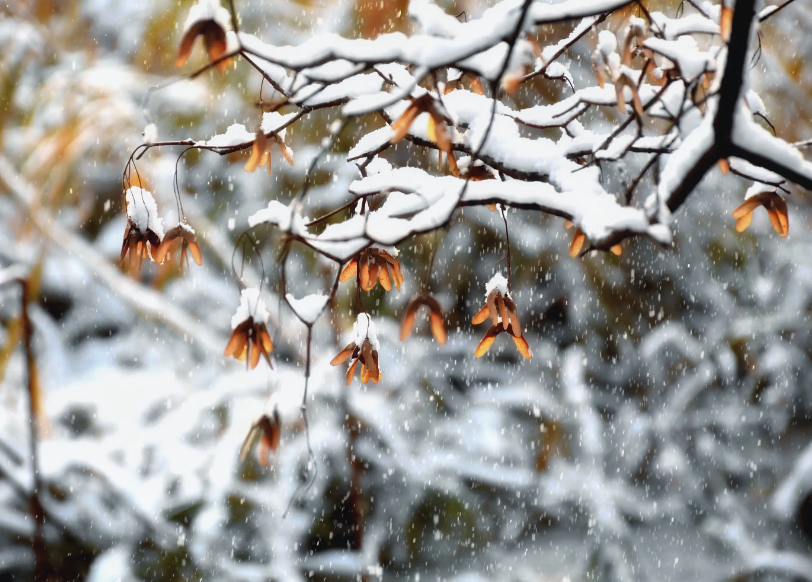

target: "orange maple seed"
[615,81,628,115]
[429,310,447,345]
[257,438,271,467]
[345,359,358,386]
[511,334,532,360]
[720,5,733,42]
[224,329,247,357]
[360,342,376,374]
[486,203,497,211]
[239,425,261,462]
[497,296,510,331]
[359,258,371,289]
[773,197,789,237]
[564,220,574,230]
[469,76,485,95]
[503,297,521,338]
[447,152,460,177]
[735,212,753,232]
[475,326,500,358]
[152,238,171,265]
[610,244,622,256]
[340,260,358,282]
[732,198,763,218]
[249,339,262,369]
[331,344,355,366]
[428,115,451,153]
[502,72,523,95]
[378,263,392,291]
[486,292,499,327]
[206,30,228,73]
[766,206,788,237]
[400,304,418,341]
[391,261,404,291]
[718,159,730,174]
[188,241,203,266]
[259,328,273,353]
[245,133,269,173]
[472,303,490,325]
[360,364,370,384]
[593,58,607,89]
[629,85,644,117]
[278,140,294,166]
[570,229,586,257]
[390,105,420,143]
[365,262,379,291]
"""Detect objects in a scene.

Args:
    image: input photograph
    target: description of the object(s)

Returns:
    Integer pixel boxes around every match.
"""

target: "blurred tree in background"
[2,1,812,582]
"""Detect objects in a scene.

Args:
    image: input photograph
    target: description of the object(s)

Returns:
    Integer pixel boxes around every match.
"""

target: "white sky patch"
[353,313,379,352]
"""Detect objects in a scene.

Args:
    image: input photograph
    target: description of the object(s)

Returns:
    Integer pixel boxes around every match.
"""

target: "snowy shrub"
[2,0,812,581]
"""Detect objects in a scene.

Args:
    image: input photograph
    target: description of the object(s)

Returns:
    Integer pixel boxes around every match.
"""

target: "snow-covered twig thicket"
[3,0,812,581]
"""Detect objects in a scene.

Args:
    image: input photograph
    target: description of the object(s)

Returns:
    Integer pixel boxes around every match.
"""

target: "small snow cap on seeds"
[125,187,164,237]
[121,187,165,271]
[485,272,509,298]
[353,313,379,351]
[231,287,269,329]
[331,313,382,385]
[224,288,273,369]
[732,186,789,238]
[472,272,530,360]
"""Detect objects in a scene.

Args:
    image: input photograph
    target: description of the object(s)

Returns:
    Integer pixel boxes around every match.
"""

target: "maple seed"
[153,223,203,272]
[245,130,294,176]
[120,221,162,273]
[400,294,447,344]
[342,248,404,293]
[472,283,530,359]
[390,94,453,159]
[224,319,274,369]
[732,192,789,238]
[240,408,281,468]
[331,338,381,385]
[176,0,232,73]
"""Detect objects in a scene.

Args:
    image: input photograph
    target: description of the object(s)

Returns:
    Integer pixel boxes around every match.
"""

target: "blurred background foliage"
[2,1,812,581]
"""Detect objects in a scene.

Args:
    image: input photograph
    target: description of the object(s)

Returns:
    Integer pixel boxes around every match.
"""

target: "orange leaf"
[569,228,586,257]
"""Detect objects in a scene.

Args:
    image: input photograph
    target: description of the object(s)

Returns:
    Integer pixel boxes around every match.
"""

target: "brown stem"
[19,279,47,581]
